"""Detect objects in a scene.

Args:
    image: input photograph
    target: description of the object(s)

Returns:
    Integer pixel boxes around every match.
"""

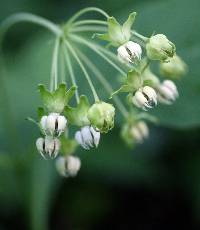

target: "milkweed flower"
[87,102,115,133]
[36,136,60,159]
[146,34,176,62]
[130,121,149,143]
[55,156,81,177]
[160,55,187,79]
[40,113,67,136]
[157,80,178,104]
[75,126,100,150]
[132,86,157,110]
[117,41,142,63]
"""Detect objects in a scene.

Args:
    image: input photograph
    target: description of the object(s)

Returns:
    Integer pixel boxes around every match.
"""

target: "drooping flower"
[157,80,178,104]
[75,126,100,150]
[36,136,60,159]
[40,113,67,136]
[121,120,149,147]
[132,86,157,110]
[55,156,81,177]
[87,102,115,133]
[160,55,187,79]
[146,34,176,62]
[117,41,142,63]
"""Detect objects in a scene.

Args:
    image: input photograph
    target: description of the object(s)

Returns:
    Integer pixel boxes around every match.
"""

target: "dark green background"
[0,0,200,229]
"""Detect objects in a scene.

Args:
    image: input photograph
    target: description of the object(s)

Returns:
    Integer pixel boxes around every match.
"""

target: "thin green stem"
[76,48,128,118]
[0,13,62,40]
[70,34,127,77]
[69,25,107,33]
[131,30,148,42]
[72,19,107,27]
[67,7,109,26]
[50,37,60,91]
[64,39,99,102]
[62,43,80,103]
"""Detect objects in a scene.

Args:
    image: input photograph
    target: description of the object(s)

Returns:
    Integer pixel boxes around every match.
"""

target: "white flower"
[132,86,157,110]
[55,156,81,177]
[36,136,60,159]
[117,41,142,63]
[75,126,100,150]
[131,121,149,143]
[157,80,179,104]
[40,113,67,136]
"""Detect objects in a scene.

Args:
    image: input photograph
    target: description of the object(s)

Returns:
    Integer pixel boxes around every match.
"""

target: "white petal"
[40,116,47,130]
[81,126,93,148]
[57,115,67,134]
[36,137,45,152]
[131,127,143,143]
[137,121,149,138]
[66,156,81,177]
[159,85,176,101]
[163,80,179,98]
[75,131,89,150]
[55,157,66,177]
[133,91,148,108]
[46,113,58,134]
[90,126,100,147]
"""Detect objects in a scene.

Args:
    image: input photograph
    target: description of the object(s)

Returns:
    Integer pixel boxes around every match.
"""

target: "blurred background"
[0,0,200,229]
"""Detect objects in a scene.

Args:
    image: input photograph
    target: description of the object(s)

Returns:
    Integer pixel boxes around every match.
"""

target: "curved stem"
[76,48,128,118]
[72,20,107,27]
[62,43,80,103]
[131,30,148,42]
[67,7,109,26]
[50,37,60,91]
[0,13,62,40]
[70,34,127,77]
[69,25,107,33]
[64,40,99,102]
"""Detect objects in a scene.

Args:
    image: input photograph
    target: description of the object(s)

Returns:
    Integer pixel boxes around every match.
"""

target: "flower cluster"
[1,8,187,178]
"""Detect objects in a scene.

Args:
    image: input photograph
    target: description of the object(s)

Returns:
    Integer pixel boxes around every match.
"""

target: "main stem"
[0,13,62,39]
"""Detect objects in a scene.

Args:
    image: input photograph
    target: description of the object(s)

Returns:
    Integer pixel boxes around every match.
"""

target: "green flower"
[38,83,76,113]
[146,34,176,62]
[95,12,137,47]
[87,102,115,133]
[160,55,187,79]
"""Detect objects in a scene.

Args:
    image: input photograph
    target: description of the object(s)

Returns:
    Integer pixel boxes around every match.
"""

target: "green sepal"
[95,12,137,47]
[37,107,46,121]
[122,12,137,41]
[60,136,78,156]
[38,83,76,113]
[110,69,141,98]
[64,95,90,127]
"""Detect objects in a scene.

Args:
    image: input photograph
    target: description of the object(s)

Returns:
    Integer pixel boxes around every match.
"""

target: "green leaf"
[64,95,90,127]
[122,12,137,41]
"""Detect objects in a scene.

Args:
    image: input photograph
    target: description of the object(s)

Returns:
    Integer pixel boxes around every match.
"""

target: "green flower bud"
[160,55,187,79]
[87,102,115,133]
[146,34,176,62]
